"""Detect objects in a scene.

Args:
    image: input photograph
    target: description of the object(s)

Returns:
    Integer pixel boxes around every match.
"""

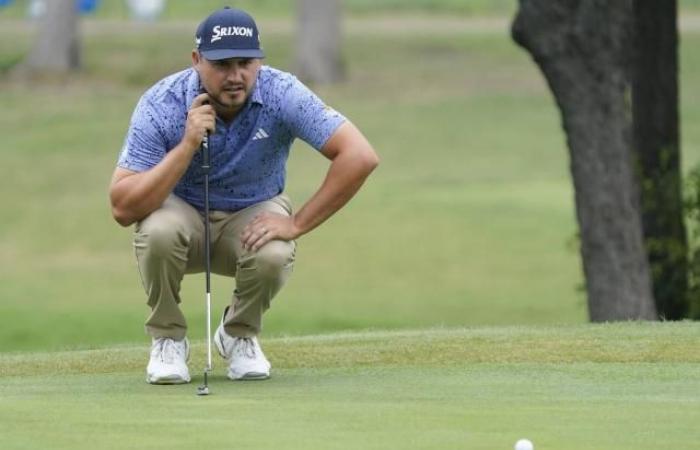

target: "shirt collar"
[250,79,263,105]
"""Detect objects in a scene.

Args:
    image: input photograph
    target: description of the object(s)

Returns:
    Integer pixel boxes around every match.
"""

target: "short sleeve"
[117,97,167,172]
[279,77,346,151]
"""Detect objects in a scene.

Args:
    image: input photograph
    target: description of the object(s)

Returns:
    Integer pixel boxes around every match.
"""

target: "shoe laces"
[233,337,257,359]
[153,338,184,364]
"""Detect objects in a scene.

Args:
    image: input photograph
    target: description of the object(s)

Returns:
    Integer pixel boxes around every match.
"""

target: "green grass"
[1,16,699,351]
[1,324,699,449]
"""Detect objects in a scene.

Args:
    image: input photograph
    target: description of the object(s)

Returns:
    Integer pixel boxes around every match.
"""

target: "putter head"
[196,370,210,395]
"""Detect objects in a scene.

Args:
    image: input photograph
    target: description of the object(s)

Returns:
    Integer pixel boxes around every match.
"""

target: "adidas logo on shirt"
[252,128,269,141]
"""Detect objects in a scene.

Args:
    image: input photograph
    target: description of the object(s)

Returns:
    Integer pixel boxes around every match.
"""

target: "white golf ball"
[515,439,534,450]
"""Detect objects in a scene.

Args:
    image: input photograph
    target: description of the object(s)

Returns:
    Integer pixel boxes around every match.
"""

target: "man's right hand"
[183,93,216,150]
[109,93,217,227]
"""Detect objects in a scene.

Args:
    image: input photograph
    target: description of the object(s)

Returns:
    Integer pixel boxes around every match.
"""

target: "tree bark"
[23,0,81,73]
[632,0,688,319]
[512,0,657,320]
[294,0,344,85]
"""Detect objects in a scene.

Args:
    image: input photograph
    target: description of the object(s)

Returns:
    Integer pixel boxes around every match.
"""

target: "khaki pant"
[133,194,296,340]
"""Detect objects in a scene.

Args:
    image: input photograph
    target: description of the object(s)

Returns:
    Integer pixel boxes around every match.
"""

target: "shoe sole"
[228,371,270,381]
[146,374,191,385]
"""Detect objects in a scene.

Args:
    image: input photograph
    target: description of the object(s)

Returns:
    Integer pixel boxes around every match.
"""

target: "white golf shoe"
[215,308,271,380]
[146,337,191,384]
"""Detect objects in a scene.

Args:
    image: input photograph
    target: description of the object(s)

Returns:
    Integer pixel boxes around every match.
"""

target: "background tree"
[21,0,81,74]
[294,0,344,85]
[512,0,657,321]
[632,0,688,320]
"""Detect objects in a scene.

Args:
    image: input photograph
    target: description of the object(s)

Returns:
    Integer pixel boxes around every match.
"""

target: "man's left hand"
[241,212,300,252]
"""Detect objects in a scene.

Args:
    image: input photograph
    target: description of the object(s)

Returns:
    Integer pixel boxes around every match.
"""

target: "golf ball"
[515,439,534,450]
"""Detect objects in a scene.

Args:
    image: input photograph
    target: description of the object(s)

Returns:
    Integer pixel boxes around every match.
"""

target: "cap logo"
[211,25,254,43]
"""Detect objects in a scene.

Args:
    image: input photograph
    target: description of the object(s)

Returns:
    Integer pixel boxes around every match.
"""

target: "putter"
[197,130,213,396]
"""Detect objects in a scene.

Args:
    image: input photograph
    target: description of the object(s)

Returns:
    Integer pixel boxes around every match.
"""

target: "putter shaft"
[199,131,213,395]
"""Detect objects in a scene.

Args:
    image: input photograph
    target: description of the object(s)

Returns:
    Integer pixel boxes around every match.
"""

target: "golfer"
[109,7,378,384]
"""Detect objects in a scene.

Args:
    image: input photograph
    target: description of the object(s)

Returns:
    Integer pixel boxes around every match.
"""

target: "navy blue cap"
[195,7,265,60]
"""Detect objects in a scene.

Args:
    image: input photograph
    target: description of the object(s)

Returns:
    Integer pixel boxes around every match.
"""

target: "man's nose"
[226,65,243,82]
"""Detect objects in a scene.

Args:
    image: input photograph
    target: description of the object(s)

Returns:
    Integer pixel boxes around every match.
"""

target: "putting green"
[1,324,698,449]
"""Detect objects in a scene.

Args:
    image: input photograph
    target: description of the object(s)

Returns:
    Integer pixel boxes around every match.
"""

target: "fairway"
[1,323,699,449]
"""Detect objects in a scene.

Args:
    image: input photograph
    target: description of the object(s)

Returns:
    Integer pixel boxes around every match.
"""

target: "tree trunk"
[23,0,80,73]
[294,0,344,85]
[512,0,657,320]
[632,0,688,319]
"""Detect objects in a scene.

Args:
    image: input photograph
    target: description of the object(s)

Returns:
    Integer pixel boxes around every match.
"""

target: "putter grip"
[201,132,210,172]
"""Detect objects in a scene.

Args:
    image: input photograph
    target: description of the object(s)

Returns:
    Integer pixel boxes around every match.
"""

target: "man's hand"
[183,93,216,150]
[241,212,301,252]
[109,93,219,227]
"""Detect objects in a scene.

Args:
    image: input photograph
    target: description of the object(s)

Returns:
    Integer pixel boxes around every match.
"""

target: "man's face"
[193,52,262,113]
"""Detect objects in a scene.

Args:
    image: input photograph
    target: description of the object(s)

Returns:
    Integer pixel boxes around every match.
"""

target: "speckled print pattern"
[117,66,346,212]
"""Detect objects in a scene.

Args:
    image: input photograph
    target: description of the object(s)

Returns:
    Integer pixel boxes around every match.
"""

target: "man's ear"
[191,50,201,71]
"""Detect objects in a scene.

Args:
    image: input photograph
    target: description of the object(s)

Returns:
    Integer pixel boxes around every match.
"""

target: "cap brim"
[200,48,265,60]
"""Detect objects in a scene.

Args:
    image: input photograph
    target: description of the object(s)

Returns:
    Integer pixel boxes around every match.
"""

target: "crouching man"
[109,7,378,384]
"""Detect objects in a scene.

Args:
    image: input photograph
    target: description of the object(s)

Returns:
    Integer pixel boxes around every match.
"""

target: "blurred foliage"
[6,0,512,18]
[2,0,700,20]
[683,166,700,318]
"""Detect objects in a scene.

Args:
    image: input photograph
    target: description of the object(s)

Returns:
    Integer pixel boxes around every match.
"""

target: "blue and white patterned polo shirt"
[117,66,346,212]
